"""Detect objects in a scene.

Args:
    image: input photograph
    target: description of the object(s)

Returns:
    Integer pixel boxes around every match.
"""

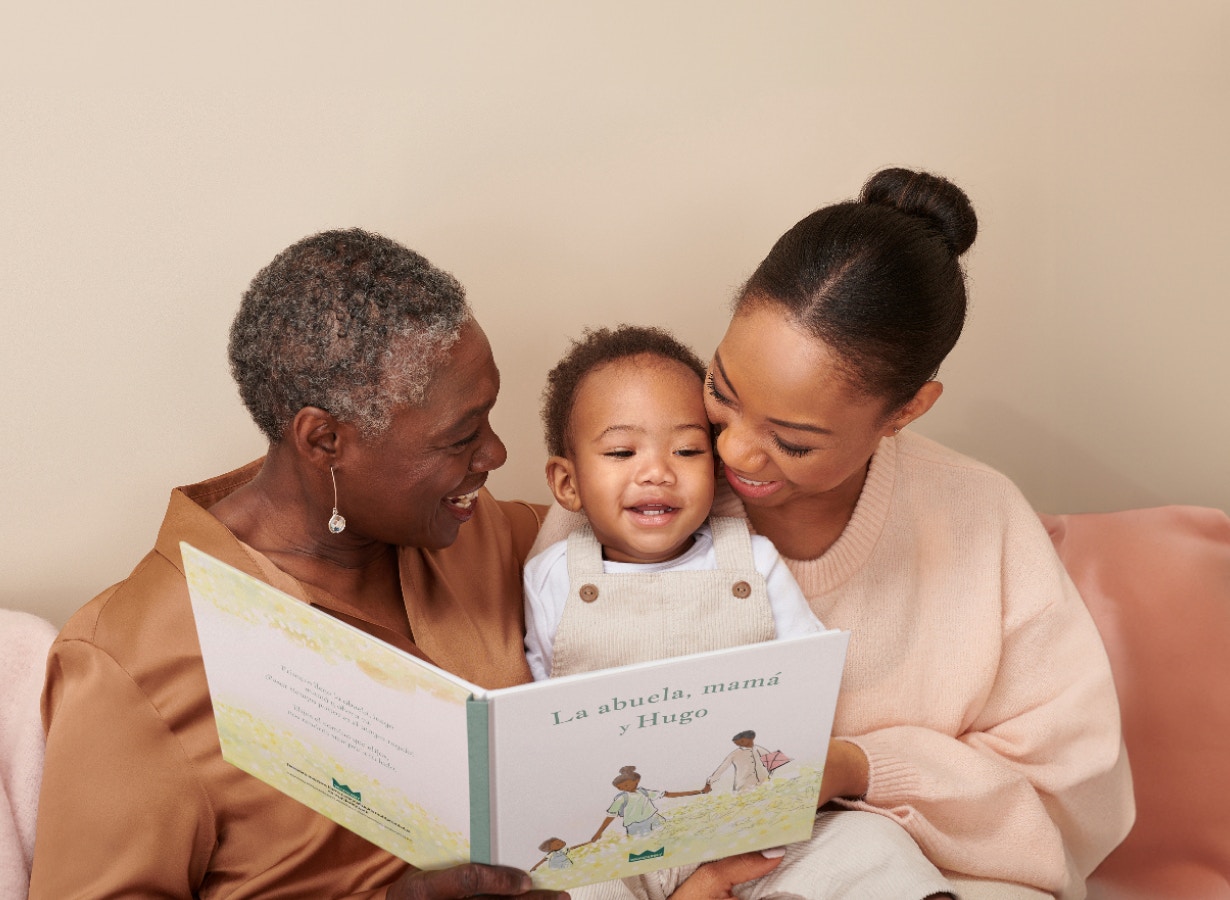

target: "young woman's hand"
[817,738,870,806]
[670,852,783,900]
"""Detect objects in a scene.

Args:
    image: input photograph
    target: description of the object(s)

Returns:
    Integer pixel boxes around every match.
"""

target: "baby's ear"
[545,456,584,512]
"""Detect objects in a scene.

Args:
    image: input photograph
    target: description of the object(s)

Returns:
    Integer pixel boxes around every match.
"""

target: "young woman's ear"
[545,456,583,512]
[885,381,943,435]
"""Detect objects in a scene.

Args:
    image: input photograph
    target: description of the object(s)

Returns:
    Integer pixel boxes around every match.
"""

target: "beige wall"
[4,2,1227,626]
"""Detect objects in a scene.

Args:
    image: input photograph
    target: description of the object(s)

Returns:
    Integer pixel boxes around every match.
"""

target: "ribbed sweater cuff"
[845,735,920,807]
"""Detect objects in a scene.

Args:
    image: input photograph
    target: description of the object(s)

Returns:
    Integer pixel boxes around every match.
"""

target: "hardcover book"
[183,542,849,890]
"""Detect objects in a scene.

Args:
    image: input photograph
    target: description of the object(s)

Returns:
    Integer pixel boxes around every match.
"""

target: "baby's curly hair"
[228,228,470,442]
[542,324,707,458]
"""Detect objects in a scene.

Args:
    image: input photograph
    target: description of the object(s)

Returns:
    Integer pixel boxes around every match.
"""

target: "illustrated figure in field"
[530,837,574,872]
[706,730,774,792]
[587,766,707,844]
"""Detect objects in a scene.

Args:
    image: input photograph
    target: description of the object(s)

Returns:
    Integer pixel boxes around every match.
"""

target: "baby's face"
[565,355,714,564]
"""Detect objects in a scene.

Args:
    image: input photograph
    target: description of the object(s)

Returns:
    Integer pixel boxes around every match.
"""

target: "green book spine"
[466,697,492,863]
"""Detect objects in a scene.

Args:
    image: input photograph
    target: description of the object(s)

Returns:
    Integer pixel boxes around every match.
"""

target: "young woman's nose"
[715,422,764,473]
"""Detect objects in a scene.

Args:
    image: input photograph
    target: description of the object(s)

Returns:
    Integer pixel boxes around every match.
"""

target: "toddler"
[523,325,954,900]
[523,325,821,681]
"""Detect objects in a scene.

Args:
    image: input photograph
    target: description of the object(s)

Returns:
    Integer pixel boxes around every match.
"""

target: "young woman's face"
[551,355,714,565]
[704,304,897,512]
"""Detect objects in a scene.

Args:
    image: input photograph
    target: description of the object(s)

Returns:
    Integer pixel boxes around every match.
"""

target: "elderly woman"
[31,230,776,899]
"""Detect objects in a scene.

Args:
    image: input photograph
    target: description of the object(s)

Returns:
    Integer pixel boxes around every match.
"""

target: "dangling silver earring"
[328,467,346,534]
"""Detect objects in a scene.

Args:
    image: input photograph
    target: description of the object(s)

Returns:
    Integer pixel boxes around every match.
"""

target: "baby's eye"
[603,449,634,459]
[675,448,708,457]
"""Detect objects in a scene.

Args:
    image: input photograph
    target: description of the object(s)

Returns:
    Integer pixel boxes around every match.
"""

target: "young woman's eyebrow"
[714,351,832,436]
[712,352,738,399]
[768,416,833,436]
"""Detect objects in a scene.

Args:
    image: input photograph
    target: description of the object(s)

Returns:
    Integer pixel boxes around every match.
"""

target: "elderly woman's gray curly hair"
[229,228,471,442]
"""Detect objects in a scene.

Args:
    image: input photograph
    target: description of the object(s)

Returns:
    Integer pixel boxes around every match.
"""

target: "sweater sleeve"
[839,509,1133,897]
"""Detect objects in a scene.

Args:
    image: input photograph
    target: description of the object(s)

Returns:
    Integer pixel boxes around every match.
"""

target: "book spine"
[466,697,493,864]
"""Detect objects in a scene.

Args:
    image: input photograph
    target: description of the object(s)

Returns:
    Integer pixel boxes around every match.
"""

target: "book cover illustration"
[183,542,849,890]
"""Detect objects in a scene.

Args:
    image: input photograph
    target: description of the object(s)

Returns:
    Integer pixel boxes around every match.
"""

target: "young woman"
[539,168,1133,899]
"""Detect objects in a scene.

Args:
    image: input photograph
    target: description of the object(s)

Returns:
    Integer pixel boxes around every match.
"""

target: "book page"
[485,631,848,888]
[183,542,477,870]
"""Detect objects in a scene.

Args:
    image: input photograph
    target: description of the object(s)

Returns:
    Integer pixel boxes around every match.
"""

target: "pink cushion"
[1040,506,1230,899]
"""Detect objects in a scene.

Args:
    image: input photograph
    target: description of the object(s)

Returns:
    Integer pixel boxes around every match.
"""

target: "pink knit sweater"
[533,431,1134,897]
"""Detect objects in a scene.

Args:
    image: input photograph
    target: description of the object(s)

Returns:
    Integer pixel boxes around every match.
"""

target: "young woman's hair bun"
[861,167,978,257]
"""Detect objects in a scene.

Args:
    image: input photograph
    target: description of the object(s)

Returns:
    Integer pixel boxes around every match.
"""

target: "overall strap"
[708,516,757,570]
[566,523,605,580]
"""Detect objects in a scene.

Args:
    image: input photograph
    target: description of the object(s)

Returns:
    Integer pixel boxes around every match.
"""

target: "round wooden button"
[579,584,600,602]
[731,581,752,598]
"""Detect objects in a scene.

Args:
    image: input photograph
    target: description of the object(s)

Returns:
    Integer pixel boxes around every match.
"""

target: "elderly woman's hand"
[386,863,567,900]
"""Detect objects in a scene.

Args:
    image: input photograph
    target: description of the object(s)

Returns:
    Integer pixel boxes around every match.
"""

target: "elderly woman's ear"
[289,406,347,465]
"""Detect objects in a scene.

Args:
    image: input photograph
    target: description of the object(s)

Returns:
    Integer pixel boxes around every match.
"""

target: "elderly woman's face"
[341,320,507,550]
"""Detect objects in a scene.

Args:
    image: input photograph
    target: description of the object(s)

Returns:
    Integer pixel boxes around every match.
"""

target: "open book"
[183,542,849,890]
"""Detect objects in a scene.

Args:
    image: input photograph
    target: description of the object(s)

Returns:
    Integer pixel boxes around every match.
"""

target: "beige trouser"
[567,810,1055,900]
[945,875,1054,900]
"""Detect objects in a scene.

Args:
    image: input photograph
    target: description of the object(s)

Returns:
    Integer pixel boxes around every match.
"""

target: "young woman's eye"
[773,434,813,458]
[706,372,732,406]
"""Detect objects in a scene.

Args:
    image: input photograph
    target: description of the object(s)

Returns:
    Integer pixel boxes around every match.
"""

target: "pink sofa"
[1041,506,1230,899]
